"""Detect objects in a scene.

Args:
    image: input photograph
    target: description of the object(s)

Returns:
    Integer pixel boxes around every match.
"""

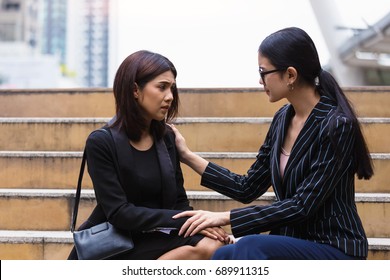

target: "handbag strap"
[71,148,87,233]
[71,128,110,233]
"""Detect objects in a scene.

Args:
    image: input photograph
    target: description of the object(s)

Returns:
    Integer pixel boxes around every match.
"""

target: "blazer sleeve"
[229,115,357,237]
[85,130,189,232]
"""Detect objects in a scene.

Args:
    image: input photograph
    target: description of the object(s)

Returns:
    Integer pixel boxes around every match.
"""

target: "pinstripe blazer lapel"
[270,106,290,198]
[281,97,335,189]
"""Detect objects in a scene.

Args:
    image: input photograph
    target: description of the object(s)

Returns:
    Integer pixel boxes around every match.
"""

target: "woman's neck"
[130,130,153,151]
[288,86,320,120]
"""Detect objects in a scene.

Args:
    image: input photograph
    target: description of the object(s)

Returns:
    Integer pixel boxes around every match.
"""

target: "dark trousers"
[212,234,361,260]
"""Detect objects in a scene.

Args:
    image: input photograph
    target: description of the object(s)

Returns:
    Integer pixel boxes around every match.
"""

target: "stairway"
[0,87,389,259]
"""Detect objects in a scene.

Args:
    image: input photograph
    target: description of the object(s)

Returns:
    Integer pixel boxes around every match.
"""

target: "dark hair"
[112,50,179,141]
[259,27,373,180]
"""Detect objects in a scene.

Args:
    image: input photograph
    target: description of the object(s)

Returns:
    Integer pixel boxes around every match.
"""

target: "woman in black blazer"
[171,27,374,260]
[68,50,228,260]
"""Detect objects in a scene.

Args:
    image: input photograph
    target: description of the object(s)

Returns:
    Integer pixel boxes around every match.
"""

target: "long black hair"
[259,27,373,180]
[112,50,179,141]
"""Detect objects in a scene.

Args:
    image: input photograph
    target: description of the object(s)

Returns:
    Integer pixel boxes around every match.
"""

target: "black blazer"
[77,122,192,233]
[201,96,368,258]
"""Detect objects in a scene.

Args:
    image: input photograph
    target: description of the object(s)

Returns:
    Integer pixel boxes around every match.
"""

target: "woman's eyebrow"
[158,80,176,85]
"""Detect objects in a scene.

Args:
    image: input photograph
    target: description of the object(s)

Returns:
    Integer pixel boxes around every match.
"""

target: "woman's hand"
[168,124,190,162]
[173,210,231,238]
[199,227,234,244]
[168,124,209,175]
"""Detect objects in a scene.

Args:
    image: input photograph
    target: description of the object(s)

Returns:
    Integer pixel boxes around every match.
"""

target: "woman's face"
[135,70,175,123]
[258,54,288,103]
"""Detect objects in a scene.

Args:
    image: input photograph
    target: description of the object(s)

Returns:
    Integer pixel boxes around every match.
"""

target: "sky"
[110,0,390,88]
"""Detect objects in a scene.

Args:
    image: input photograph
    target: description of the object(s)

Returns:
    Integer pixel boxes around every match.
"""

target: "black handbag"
[71,129,134,260]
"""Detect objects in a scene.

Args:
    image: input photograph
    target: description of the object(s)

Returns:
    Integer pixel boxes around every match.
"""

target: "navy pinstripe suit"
[201,95,368,258]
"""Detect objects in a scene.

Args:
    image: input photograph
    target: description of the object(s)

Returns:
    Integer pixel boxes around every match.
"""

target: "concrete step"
[0,230,388,260]
[0,89,115,118]
[0,151,88,189]
[181,153,390,193]
[1,87,390,117]
[1,117,389,152]
[0,230,73,260]
[0,118,106,151]
[0,151,389,193]
[0,189,389,239]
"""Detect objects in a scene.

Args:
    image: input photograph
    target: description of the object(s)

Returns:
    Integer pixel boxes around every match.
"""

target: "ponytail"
[317,70,374,180]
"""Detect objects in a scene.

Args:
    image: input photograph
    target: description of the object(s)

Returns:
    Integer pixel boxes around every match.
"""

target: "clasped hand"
[173,210,232,244]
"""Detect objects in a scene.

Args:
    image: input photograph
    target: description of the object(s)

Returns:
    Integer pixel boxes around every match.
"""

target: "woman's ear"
[133,83,139,99]
[286,67,298,84]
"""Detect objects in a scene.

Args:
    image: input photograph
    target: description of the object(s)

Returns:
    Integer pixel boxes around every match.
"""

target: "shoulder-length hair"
[111,50,179,141]
[259,27,373,180]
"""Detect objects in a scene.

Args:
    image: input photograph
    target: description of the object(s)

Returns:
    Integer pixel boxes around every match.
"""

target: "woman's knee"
[193,237,225,259]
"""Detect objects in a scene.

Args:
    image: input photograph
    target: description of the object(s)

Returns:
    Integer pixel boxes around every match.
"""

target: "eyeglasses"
[258,68,286,84]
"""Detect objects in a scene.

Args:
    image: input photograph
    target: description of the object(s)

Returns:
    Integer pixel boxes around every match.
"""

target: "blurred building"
[0,0,39,45]
[0,0,110,88]
[67,0,110,87]
[0,0,63,88]
[0,0,388,88]
[43,0,110,87]
[40,0,67,64]
[0,42,61,88]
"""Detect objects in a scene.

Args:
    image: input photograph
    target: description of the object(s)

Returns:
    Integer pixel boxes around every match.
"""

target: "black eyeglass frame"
[258,68,286,84]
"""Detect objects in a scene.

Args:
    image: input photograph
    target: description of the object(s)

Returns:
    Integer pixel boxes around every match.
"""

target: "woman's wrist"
[181,150,209,175]
[181,149,196,164]
[222,211,231,225]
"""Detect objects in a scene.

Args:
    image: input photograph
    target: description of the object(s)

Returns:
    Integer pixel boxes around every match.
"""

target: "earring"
[288,83,294,91]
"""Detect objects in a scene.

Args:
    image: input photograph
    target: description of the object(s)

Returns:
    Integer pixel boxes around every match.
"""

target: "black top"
[130,144,162,208]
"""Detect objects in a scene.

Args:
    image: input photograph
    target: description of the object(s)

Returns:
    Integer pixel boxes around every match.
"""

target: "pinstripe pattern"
[200,96,368,258]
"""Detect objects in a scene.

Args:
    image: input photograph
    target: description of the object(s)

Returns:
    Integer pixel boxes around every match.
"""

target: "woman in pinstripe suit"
[170,27,374,259]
